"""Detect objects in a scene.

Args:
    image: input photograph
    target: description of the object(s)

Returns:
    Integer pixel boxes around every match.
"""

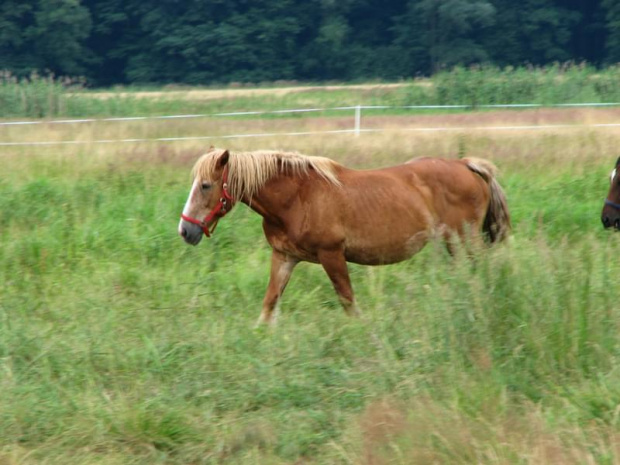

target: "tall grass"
[1,124,620,463]
[0,72,86,118]
[432,63,620,107]
[3,64,620,119]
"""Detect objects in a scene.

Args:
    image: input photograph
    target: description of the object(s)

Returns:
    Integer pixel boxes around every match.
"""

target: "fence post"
[354,105,361,136]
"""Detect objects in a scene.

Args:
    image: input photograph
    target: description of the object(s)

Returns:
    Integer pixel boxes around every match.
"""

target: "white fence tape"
[2,102,620,127]
[3,123,620,147]
[2,103,620,146]
[0,107,359,126]
[0,129,360,146]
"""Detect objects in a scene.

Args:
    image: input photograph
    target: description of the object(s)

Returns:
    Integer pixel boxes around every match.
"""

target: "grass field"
[2,102,620,464]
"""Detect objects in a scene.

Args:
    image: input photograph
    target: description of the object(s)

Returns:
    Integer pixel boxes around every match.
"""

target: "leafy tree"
[0,0,91,77]
[27,0,93,75]
[483,0,580,66]
[395,0,496,74]
[0,1,34,74]
[602,0,620,63]
[298,13,351,79]
[83,0,134,85]
[0,0,616,85]
[561,0,606,64]
[99,0,309,84]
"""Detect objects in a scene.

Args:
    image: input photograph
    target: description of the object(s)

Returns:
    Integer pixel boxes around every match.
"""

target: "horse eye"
[201,182,212,190]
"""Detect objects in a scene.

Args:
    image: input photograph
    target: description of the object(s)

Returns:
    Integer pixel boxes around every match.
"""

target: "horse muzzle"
[602,199,620,230]
[602,216,620,230]
[179,220,204,245]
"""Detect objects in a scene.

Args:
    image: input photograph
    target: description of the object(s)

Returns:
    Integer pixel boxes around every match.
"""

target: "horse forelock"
[192,149,341,199]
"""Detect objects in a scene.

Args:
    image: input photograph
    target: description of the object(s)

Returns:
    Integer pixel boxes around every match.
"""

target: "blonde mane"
[192,148,342,199]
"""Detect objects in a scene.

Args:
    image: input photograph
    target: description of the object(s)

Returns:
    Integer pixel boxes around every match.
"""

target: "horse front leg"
[317,248,361,317]
[256,250,298,326]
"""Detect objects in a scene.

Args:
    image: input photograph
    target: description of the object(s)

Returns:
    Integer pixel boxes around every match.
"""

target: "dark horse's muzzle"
[602,199,620,230]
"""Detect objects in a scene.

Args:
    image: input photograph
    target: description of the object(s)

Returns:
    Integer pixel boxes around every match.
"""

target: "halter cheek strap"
[181,167,235,238]
[605,198,620,210]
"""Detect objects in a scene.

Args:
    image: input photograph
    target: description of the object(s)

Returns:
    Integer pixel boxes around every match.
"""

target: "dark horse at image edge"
[602,156,620,230]
[178,148,511,325]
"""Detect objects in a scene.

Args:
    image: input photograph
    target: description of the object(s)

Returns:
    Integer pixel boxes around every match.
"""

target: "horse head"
[178,148,234,244]
[602,157,620,230]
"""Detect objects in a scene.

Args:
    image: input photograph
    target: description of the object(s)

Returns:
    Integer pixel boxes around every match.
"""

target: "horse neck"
[240,173,301,223]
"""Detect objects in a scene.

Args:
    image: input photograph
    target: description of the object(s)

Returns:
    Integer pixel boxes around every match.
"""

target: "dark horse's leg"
[317,247,361,317]
[257,250,298,326]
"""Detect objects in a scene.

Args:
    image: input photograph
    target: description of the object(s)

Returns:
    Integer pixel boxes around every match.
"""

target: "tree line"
[1,0,619,86]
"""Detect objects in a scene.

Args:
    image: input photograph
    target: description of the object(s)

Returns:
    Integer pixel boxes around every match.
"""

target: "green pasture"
[1,127,620,464]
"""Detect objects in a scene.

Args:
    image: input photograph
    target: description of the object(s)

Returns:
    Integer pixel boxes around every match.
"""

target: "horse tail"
[462,157,511,243]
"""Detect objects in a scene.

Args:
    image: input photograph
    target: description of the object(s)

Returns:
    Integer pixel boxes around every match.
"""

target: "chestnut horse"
[602,156,620,230]
[179,148,511,325]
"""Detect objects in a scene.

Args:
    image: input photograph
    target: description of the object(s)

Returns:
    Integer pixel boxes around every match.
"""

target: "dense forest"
[0,0,619,86]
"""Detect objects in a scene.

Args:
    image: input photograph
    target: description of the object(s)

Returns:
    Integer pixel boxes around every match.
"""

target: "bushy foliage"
[0,0,617,85]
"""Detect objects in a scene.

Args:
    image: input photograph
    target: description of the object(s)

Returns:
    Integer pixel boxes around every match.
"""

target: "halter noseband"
[605,198,620,210]
[181,167,235,238]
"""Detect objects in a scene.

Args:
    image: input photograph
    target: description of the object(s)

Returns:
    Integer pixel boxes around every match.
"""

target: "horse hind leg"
[442,222,485,258]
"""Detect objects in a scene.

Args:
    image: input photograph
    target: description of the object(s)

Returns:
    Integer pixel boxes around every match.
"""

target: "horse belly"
[344,229,429,265]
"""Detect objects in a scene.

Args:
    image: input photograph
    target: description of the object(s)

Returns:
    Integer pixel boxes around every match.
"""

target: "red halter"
[181,167,235,238]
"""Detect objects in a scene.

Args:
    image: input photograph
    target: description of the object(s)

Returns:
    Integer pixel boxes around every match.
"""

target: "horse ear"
[217,150,230,168]
[616,156,620,167]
